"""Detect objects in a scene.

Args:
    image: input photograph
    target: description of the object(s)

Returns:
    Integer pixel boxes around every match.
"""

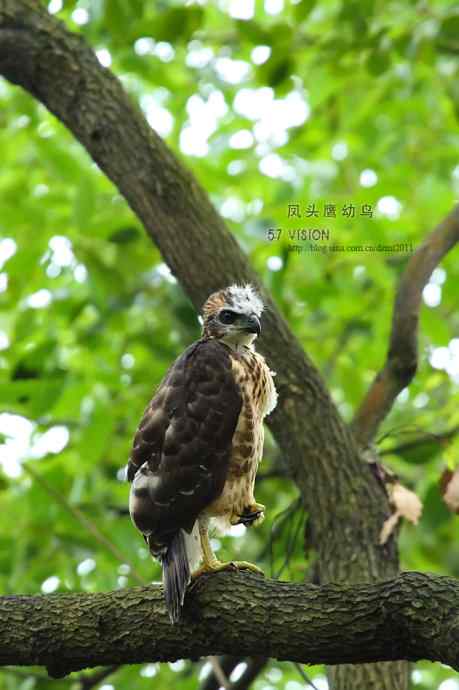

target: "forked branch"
[352,205,459,448]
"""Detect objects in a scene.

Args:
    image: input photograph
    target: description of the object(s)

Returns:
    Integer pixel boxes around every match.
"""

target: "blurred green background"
[1,0,458,688]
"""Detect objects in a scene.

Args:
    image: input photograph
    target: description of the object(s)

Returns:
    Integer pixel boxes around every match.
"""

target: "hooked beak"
[239,313,261,336]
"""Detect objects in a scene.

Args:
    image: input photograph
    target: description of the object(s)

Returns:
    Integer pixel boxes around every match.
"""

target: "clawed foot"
[230,560,264,575]
[191,559,264,580]
[230,503,266,527]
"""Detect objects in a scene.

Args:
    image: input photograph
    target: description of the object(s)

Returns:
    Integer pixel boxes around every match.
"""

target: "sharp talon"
[191,560,264,579]
[235,504,266,526]
[231,561,264,575]
[237,510,263,525]
[230,503,266,526]
[191,560,234,579]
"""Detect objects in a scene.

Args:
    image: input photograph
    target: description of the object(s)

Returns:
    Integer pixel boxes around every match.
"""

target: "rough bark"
[0,572,458,678]
[0,3,454,688]
[0,0,396,569]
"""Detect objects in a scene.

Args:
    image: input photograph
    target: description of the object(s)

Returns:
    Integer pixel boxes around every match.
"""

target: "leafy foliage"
[1,0,459,688]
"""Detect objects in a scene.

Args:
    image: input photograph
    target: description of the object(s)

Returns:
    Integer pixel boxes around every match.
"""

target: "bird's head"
[201,284,264,349]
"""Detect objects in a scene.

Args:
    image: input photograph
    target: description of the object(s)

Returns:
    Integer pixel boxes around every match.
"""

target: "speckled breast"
[206,347,277,520]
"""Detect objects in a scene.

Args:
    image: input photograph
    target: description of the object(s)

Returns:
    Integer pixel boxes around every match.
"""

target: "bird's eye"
[219,309,237,324]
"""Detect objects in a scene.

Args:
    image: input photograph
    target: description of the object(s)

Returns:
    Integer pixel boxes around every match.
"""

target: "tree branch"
[0,572,458,677]
[0,3,431,688]
[208,656,232,690]
[352,205,459,448]
[203,656,238,690]
[232,657,268,690]
[0,0,398,589]
[202,655,268,690]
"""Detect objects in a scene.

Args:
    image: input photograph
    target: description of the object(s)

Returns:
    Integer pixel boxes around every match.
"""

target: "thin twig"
[208,656,232,690]
[294,663,320,690]
[274,504,305,580]
[202,656,239,690]
[22,463,146,586]
[202,656,268,690]
[232,658,268,690]
[351,204,459,448]
[260,496,303,576]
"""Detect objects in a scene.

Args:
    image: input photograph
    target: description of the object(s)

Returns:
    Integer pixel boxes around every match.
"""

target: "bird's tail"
[161,529,191,624]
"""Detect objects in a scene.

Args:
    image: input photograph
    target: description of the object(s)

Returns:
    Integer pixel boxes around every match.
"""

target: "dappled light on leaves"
[0,0,458,687]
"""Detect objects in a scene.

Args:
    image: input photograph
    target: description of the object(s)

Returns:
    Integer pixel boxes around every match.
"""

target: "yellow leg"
[191,519,264,579]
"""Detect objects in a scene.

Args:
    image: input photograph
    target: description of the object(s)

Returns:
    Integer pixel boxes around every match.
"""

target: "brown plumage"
[127,284,277,622]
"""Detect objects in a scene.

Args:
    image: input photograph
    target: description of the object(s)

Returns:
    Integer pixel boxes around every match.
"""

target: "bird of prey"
[127,284,277,622]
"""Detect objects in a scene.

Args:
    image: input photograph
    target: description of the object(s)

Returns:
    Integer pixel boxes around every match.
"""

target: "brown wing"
[128,339,242,553]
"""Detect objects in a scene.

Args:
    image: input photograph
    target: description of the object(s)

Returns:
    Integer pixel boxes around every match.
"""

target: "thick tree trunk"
[0,572,457,678]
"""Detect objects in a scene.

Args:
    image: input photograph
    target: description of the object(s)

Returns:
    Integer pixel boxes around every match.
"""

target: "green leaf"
[294,0,317,22]
[259,54,294,88]
[0,379,65,417]
[74,174,96,232]
[233,19,269,43]
[149,7,204,43]
[438,15,459,43]
[77,399,116,466]
[109,227,141,244]
[422,482,451,529]
[366,49,391,75]
[396,441,443,465]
